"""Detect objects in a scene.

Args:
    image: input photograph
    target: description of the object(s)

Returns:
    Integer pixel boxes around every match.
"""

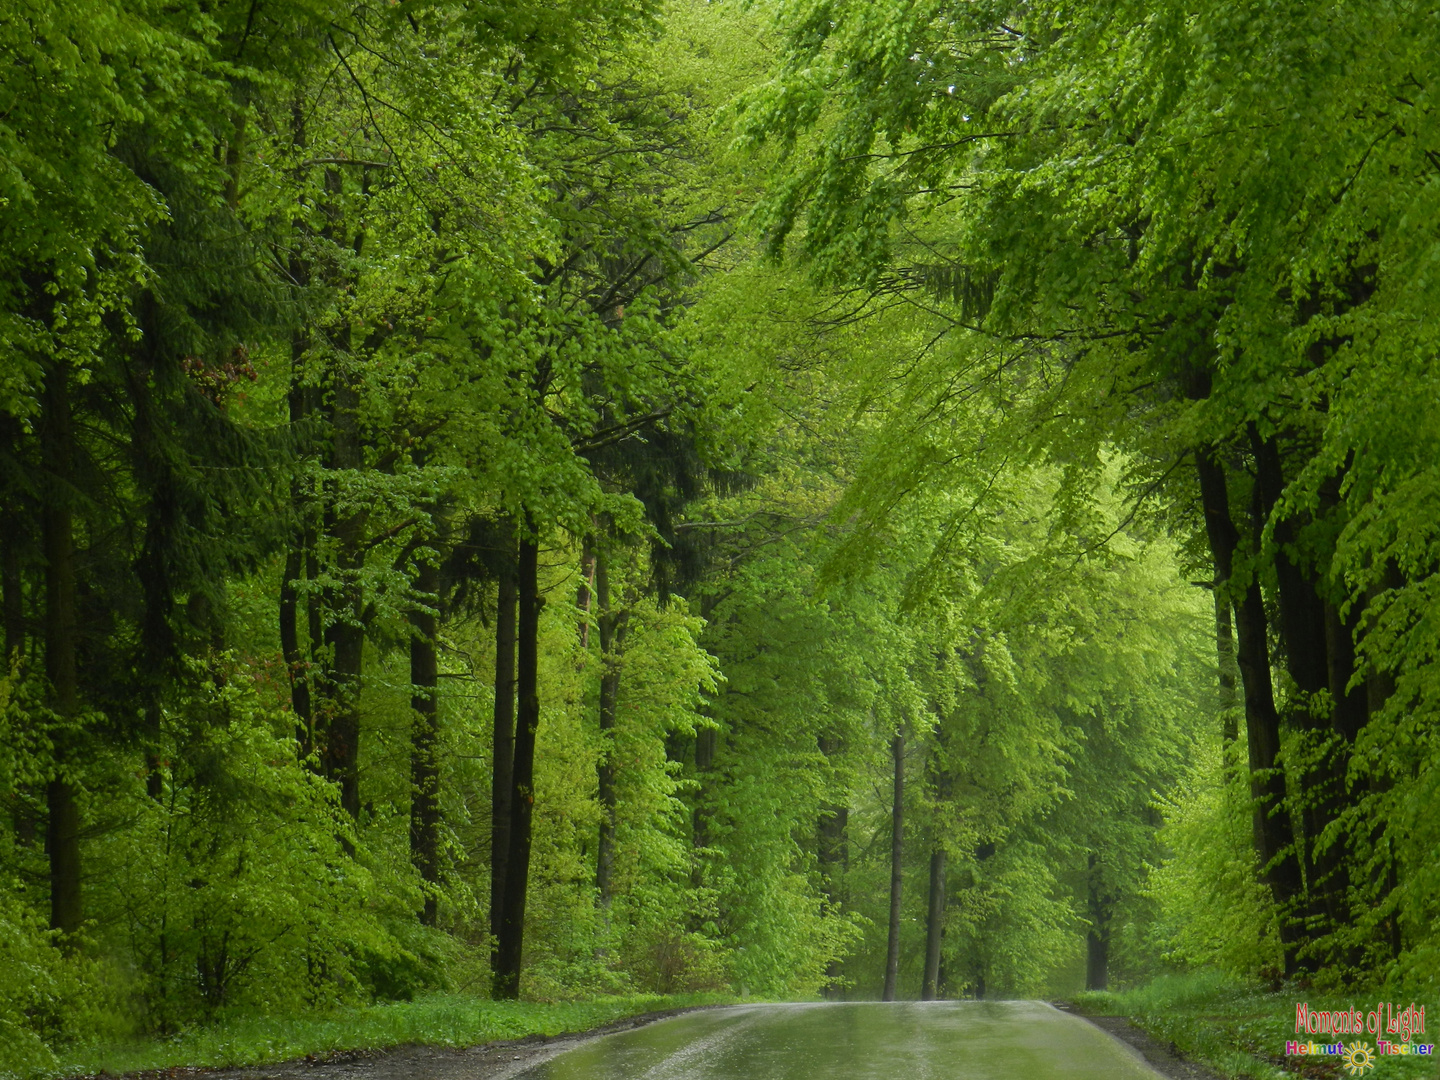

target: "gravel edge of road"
[1054,1001,1229,1080]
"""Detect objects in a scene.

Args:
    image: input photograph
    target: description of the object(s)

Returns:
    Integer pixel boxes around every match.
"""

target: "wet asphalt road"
[508,1000,1163,1080]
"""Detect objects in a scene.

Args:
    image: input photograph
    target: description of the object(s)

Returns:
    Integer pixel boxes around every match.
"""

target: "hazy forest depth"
[3,0,1439,1070]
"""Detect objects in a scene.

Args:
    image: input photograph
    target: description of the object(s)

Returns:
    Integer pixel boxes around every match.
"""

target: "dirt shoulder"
[112,1006,723,1080]
[1055,1001,1228,1080]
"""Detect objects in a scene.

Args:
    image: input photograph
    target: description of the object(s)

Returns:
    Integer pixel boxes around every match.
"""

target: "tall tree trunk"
[921,846,946,1000]
[817,733,848,999]
[1195,449,1304,975]
[1085,852,1111,991]
[42,363,82,942]
[489,527,517,954]
[494,528,541,1000]
[409,554,441,927]
[321,359,365,822]
[882,729,904,1002]
[281,370,314,758]
[1251,431,1350,953]
[594,544,628,913]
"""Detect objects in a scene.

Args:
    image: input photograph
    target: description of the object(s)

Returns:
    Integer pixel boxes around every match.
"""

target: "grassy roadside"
[48,992,735,1079]
[1075,973,1437,1080]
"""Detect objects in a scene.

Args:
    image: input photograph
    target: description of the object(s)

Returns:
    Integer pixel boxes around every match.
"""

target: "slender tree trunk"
[42,363,82,942]
[882,730,904,1002]
[817,732,848,999]
[410,554,441,927]
[494,528,541,1000]
[279,547,310,754]
[1214,587,1239,749]
[921,846,946,1000]
[489,528,517,953]
[577,534,595,649]
[1195,449,1304,975]
[324,595,364,820]
[322,360,365,822]
[1085,852,1111,990]
[281,372,314,758]
[594,544,628,913]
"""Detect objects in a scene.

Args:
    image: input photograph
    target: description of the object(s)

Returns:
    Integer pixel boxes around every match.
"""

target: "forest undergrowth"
[50,994,732,1080]
[1078,974,1437,1080]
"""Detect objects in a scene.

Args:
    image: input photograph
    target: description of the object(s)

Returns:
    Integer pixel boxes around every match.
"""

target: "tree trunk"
[882,729,904,1002]
[594,545,628,913]
[321,359,365,822]
[281,372,314,758]
[42,363,82,942]
[921,846,946,1000]
[323,596,364,821]
[817,731,848,998]
[409,554,441,927]
[489,528,517,953]
[1085,852,1111,991]
[1250,431,1351,952]
[1195,449,1304,975]
[279,547,311,755]
[494,528,541,1000]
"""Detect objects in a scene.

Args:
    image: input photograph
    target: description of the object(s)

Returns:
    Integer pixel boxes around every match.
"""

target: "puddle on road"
[511,1000,1161,1080]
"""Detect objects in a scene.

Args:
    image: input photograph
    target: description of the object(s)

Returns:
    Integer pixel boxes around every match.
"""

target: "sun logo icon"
[1342,1042,1376,1076]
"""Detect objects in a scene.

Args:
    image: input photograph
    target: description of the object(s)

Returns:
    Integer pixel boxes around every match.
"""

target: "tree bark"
[409,554,441,927]
[594,544,628,913]
[281,372,314,758]
[1195,448,1304,975]
[1085,852,1111,991]
[490,525,517,951]
[1214,587,1239,749]
[817,798,849,996]
[494,528,541,999]
[1250,430,1351,951]
[882,729,904,1002]
[42,363,82,942]
[921,846,946,1000]
[321,359,366,822]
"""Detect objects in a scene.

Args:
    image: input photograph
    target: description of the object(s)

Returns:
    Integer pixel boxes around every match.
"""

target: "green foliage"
[50,993,733,1079]
[1147,751,1281,979]
[0,894,128,1078]
[11,0,1436,1069]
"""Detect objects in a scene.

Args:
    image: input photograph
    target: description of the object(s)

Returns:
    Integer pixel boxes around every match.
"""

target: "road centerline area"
[507,1001,1164,1080]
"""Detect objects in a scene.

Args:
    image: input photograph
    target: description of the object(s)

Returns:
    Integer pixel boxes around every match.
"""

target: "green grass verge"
[51,992,736,1079]
[1075,972,1437,1080]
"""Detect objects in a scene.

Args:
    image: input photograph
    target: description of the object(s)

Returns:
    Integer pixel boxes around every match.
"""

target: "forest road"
[485,1000,1170,1080]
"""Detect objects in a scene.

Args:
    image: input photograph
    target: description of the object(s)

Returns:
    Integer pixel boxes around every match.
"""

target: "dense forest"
[2,0,1438,1070]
